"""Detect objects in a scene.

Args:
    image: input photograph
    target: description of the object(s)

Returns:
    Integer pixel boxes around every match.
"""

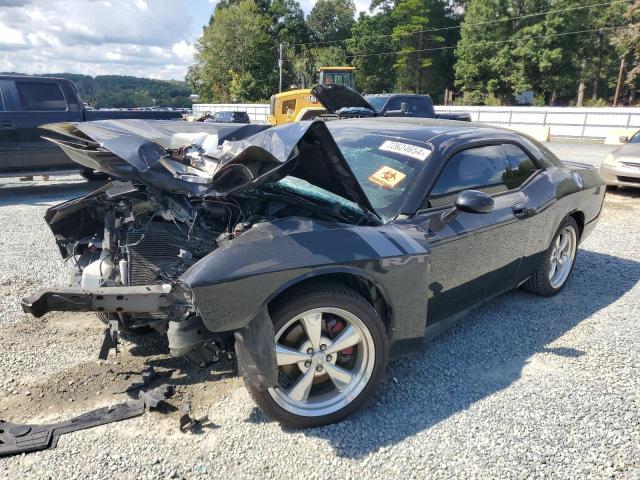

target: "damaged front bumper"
[20,283,278,390]
[21,284,173,318]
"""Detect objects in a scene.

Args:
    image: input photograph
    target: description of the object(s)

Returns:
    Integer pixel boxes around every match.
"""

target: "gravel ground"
[1,141,639,479]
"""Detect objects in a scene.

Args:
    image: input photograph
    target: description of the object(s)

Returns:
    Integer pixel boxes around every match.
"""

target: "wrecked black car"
[21,116,605,427]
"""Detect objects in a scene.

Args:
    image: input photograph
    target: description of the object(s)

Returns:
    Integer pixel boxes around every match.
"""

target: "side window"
[427,145,510,208]
[16,82,67,111]
[0,88,4,112]
[502,143,539,189]
[281,99,296,115]
[406,97,431,116]
[386,97,404,111]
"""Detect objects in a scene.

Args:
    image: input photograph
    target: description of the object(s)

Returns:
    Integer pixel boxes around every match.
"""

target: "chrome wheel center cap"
[312,352,325,366]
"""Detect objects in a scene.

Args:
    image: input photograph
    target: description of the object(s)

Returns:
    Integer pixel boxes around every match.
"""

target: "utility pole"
[592,30,604,101]
[278,43,283,93]
[577,60,586,107]
[613,57,625,107]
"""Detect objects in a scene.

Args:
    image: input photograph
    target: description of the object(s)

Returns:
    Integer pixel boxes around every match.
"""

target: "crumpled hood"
[42,119,375,213]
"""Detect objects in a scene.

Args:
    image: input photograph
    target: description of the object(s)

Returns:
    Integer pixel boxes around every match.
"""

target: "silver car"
[600,132,640,188]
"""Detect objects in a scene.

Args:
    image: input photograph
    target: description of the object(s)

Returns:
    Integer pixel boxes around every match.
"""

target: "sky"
[0,0,371,81]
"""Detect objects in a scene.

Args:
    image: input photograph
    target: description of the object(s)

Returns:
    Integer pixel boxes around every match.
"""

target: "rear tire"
[524,217,579,296]
[247,283,388,428]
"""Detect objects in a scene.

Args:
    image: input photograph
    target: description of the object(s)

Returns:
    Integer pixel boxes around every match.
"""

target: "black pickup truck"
[0,75,182,179]
[312,84,471,122]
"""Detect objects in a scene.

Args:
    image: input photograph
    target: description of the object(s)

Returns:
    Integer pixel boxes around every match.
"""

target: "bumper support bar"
[21,284,173,318]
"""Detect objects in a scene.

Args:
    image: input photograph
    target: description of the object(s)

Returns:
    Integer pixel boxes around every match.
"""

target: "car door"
[0,81,22,172]
[11,79,80,170]
[414,144,535,324]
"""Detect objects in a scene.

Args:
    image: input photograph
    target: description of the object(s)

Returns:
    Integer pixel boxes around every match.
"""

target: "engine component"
[80,256,113,288]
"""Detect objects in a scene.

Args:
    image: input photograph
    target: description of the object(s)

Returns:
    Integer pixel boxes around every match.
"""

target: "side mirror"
[455,190,494,214]
[441,190,494,223]
[619,135,629,143]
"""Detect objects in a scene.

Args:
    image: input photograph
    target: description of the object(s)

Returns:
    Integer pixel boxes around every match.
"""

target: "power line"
[284,0,630,48]
[347,24,638,59]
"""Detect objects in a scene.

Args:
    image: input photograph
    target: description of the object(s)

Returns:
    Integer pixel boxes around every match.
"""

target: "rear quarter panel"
[520,165,605,273]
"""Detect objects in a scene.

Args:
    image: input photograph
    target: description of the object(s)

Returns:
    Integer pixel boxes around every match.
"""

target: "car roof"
[325,117,523,143]
[0,74,71,82]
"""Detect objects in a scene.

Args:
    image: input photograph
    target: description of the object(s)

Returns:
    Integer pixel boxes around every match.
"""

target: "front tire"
[247,283,388,428]
[524,217,579,296]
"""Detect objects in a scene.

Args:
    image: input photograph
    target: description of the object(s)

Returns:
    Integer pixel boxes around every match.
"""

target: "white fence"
[192,103,270,123]
[194,102,640,139]
[434,106,640,139]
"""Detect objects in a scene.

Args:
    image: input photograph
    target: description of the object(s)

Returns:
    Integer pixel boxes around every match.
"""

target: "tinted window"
[406,97,432,116]
[502,143,538,188]
[630,132,640,144]
[385,97,404,111]
[16,82,67,111]
[281,99,296,115]
[428,145,510,207]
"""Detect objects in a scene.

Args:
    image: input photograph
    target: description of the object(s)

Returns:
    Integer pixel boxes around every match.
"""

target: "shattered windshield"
[331,130,430,221]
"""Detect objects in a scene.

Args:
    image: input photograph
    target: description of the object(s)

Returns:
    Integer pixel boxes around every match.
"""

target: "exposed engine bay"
[51,176,373,337]
[21,118,391,385]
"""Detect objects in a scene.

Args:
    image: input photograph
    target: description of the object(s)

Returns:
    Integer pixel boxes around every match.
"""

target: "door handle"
[512,203,530,218]
[0,120,15,129]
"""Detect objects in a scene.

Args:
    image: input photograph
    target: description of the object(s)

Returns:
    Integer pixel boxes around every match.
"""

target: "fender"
[178,217,431,351]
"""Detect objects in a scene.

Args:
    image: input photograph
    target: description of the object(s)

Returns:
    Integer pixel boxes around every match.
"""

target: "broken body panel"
[23,119,432,390]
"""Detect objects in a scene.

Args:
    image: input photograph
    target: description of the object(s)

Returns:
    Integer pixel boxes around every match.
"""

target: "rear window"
[16,81,68,111]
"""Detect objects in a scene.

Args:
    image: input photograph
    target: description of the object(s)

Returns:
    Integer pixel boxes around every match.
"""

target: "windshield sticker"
[369,166,407,189]
[379,140,431,161]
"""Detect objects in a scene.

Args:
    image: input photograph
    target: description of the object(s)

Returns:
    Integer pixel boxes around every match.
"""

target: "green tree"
[307,0,356,43]
[614,1,640,88]
[270,0,312,90]
[190,0,276,102]
[454,0,512,100]
[455,0,628,105]
[348,11,398,93]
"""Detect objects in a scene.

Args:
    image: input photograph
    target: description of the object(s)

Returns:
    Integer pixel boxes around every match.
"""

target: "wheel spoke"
[324,362,354,391]
[325,325,362,355]
[300,312,323,350]
[558,233,569,253]
[276,344,309,366]
[549,262,557,279]
[287,367,315,402]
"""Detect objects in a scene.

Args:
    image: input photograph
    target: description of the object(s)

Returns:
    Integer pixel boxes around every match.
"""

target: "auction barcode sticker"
[379,140,431,161]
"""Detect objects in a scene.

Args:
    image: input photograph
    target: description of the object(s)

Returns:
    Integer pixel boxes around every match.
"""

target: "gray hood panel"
[42,119,375,212]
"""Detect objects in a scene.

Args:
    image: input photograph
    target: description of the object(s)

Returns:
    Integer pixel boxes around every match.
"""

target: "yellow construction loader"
[268,67,355,125]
